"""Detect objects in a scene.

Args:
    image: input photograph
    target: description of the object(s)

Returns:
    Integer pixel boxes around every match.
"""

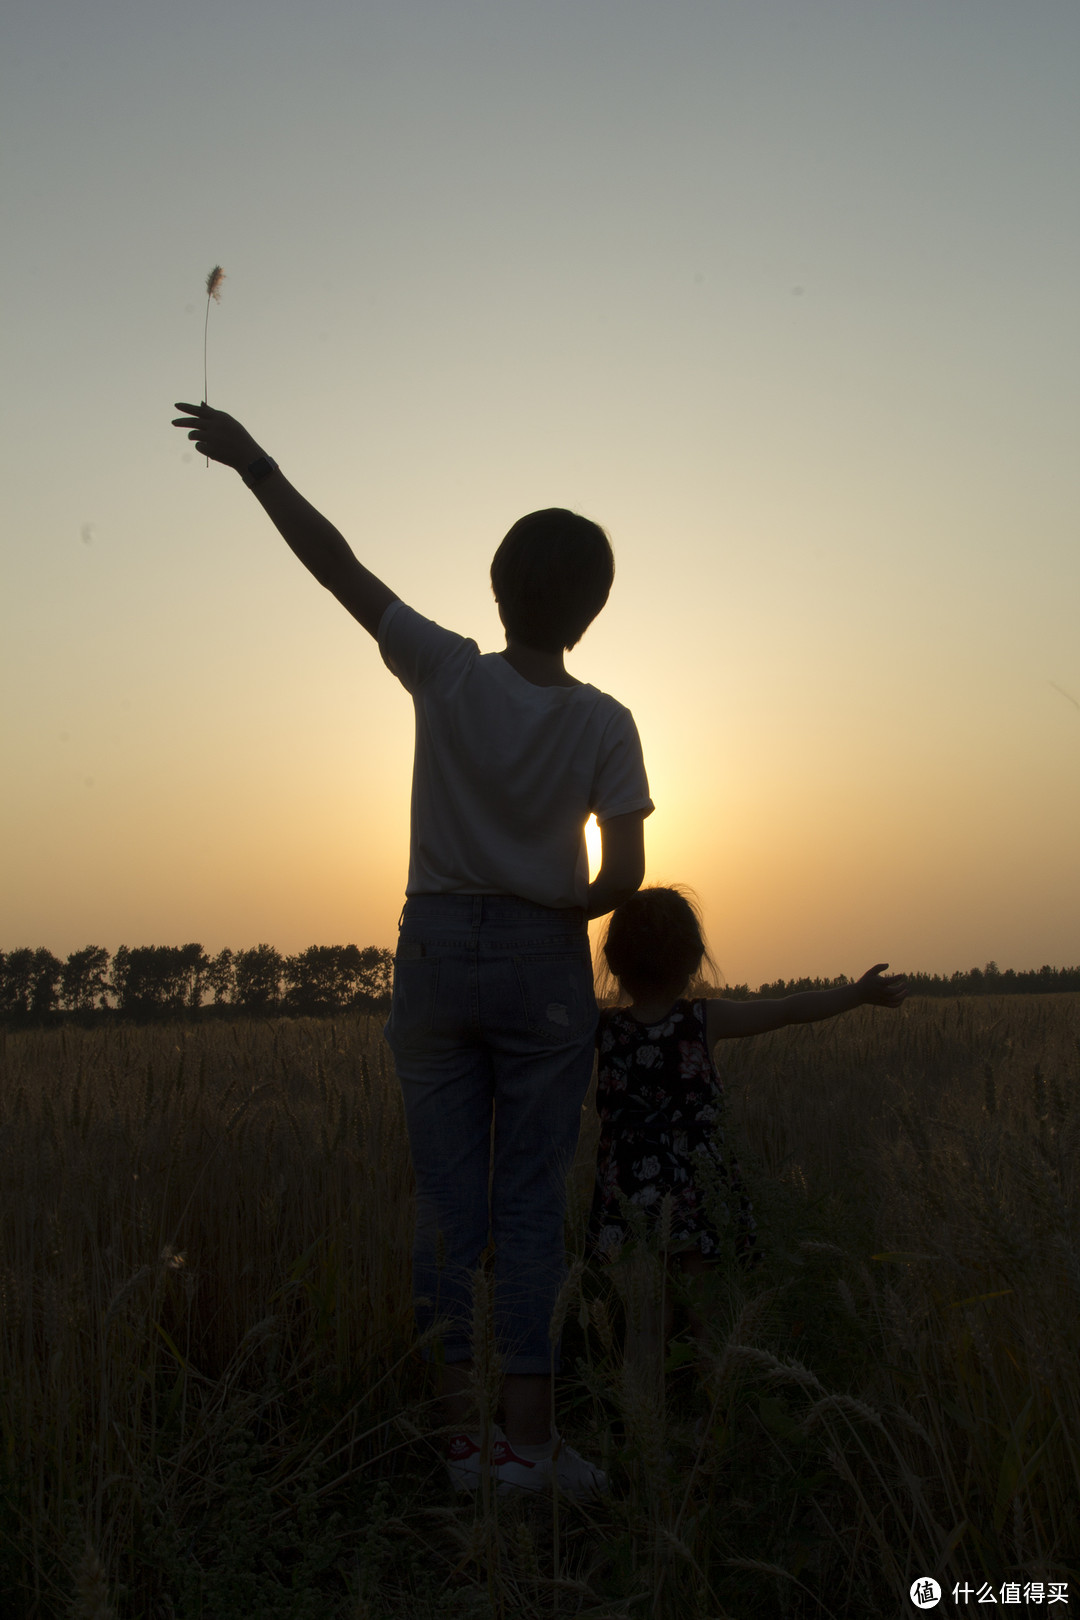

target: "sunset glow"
[2,2,1077,987]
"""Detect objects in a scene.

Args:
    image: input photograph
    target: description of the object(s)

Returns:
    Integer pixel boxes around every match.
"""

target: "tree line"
[2,947,1078,1028]
[722,961,1080,1000]
[0,944,394,1024]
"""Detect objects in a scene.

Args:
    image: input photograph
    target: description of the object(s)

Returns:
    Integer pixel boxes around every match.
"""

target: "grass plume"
[201,265,225,461]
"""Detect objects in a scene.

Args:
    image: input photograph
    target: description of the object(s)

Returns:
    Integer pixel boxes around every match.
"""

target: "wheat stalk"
[4,997,1079,1608]
[72,1537,115,1620]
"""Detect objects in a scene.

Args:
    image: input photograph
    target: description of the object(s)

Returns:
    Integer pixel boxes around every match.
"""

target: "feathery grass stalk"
[202,265,224,405]
[202,265,225,465]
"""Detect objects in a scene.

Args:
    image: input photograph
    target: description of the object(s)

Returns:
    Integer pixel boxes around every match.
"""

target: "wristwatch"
[242,454,279,489]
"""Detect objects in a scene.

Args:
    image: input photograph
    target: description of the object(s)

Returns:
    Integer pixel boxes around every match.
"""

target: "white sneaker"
[446,1430,608,1500]
[446,1429,504,1491]
[492,1434,608,1501]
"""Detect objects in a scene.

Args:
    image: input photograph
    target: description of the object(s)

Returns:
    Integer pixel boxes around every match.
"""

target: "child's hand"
[172,402,262,472]
[856,964,908,1007]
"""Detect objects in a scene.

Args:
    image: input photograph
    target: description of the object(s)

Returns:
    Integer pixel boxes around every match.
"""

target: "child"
[171,403,653,1497]
[591,887,907,1341]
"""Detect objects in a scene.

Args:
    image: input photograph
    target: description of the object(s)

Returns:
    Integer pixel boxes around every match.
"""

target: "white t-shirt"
[379,600,653,909]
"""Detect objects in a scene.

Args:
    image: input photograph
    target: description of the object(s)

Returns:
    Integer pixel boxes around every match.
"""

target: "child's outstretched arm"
[171,402,398,637]
[706,964,907,1044]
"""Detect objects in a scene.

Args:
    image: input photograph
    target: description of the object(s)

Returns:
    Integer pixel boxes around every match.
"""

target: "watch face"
[245,456,277,487]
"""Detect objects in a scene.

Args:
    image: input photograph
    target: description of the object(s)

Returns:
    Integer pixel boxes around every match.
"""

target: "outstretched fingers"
[172,401,214,427]
[860,963,909,1006]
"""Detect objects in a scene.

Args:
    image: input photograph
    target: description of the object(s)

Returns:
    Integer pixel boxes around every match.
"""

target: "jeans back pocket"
[511,950,596,1046]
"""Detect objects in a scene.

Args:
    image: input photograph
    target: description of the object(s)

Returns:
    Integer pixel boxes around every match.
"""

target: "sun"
[584,814,602,880]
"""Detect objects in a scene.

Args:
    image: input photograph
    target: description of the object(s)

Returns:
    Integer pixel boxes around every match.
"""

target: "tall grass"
[1,997,1077,1617]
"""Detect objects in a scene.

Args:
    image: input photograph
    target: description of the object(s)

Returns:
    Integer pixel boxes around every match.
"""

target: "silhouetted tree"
[284,945,359,1014]
[753,975,850,998]
[34,949,63,1015]
[110,944,208,1017]
[353,945,394,1009]
[0,948,63,1020]
[233,945,284,1011]
[895,965,1080,997]
[178,943,210,1009]
[7,938,1072,1027]
[206,948,235,1005]
[60,946,110,1012]
[281,943,395,1014]
[0,950,30,1018]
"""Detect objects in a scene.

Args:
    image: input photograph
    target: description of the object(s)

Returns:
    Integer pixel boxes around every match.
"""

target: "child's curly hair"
[598,885,718,1002]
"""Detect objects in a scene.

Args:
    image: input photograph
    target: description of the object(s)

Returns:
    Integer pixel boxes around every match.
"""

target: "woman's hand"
[172,402,262,472]
[856,964,908,1007]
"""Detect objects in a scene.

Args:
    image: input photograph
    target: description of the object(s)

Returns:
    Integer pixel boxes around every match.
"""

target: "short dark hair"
[490,509,614,653]
[601,886,711,998]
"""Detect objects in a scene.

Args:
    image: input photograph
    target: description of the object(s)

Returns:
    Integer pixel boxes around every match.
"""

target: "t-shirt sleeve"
[591,704,654,823]
[378,600,471,694]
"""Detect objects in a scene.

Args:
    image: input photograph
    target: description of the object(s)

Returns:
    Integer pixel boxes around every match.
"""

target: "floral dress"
[590,999,757,1263]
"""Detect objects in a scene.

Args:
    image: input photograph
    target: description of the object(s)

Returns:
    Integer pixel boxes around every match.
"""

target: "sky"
[2,0,1078,987]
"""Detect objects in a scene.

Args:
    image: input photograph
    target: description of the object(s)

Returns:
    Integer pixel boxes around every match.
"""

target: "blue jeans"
[384,894,597,1375]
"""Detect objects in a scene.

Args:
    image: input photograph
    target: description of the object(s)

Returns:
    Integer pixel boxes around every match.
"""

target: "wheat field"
[1,996,1077,1617]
